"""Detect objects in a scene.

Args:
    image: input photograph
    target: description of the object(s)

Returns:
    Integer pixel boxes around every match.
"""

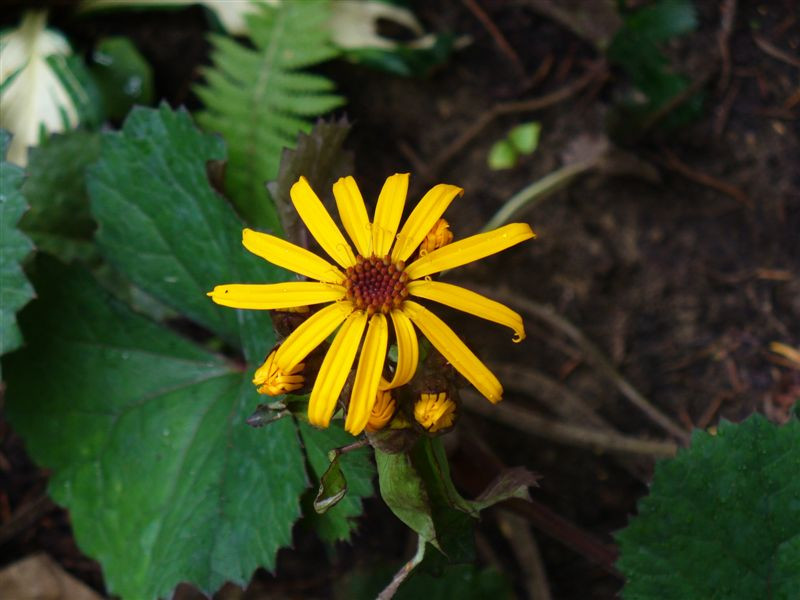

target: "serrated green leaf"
[20,130,100,261]
[0,130,34,360]
[617,415,800,599]
[3,256,308,600]
[266,117,352,246]
[195,0,344,231]
[300,422,374,542]
[90,36,154,120]
[88,104,281,363]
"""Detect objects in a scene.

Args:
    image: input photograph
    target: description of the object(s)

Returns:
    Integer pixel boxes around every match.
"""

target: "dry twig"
[753,34,800,68]
[660,147,752,208]
[462,0,525,75]
[497,513,552,600]
[462,390,678,457]
[466,285,692,445]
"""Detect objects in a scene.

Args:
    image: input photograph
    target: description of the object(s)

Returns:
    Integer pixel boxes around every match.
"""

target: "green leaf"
[300,422,375,542]
[313,454,348,514]
[0,130,34,360]
[375,447,438,548]
[267,117,353,246]
[20,130,101,262]
[607,0,700,131]
[617,414,800,599]
[471,466,539,511]
[195,0,344,231]
[90,37,155,120]
[508,122,541,155]
[622,0,696,42]
[88,104,281,363]
[487,139,517,171]
[3,256,308,600]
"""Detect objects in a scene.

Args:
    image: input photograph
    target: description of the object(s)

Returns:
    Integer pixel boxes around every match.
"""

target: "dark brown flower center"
[345,255,409,315]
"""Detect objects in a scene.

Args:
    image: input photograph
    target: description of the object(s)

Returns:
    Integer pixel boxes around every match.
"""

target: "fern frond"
[195,0,343,231]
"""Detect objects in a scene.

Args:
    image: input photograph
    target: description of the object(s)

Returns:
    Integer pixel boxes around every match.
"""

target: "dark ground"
[1,0,799,598]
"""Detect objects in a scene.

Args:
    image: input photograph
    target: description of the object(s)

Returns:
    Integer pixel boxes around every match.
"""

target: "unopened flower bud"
[253,349,305,396]
[418,218,453,256]
[414,391,457,432]
[366,389,396,433]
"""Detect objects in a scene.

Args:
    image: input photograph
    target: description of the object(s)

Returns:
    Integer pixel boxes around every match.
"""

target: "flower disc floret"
[345,255,409,315]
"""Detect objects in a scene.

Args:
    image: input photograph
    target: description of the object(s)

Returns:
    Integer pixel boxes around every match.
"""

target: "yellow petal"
[407,280,525,342]
[333,176,372,257]
[275,301,353,371]
[406,223,534,279]
[402,301,502,403]
[380,308,418,389]
[372,173,409,257]
[308,311,368,428]
[345,313,389,435]
[291,176,356,268]
[242,228,345,284]
[391,183,463,262]
[208,281,345,310]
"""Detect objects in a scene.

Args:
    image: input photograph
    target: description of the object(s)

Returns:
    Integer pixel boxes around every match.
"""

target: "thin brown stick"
[459,432,620,575]
[491,364,609,428]
[503,497,620,577]
[467,285,692,445]
[784,88,800,110]
[490,364,650,480]
[461,0,525,75]
[462,391,678,457]
[660,147,752,208]
[753,34,800,68]
[429,63,607,174]
[714,77,741,138]
[497,513,552,600]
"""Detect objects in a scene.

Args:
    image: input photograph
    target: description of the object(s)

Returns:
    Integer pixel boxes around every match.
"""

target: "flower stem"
[377,535,426,600]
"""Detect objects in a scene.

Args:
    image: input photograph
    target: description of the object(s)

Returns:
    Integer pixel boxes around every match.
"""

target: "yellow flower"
[414,392,457,432]
[209,174,534,435]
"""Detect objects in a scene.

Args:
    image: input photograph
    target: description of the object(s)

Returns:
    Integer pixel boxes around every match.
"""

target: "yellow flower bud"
[414,391,456,432]
[253,349,305,396]
[418,218,453,256]
[366,389,396,433]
